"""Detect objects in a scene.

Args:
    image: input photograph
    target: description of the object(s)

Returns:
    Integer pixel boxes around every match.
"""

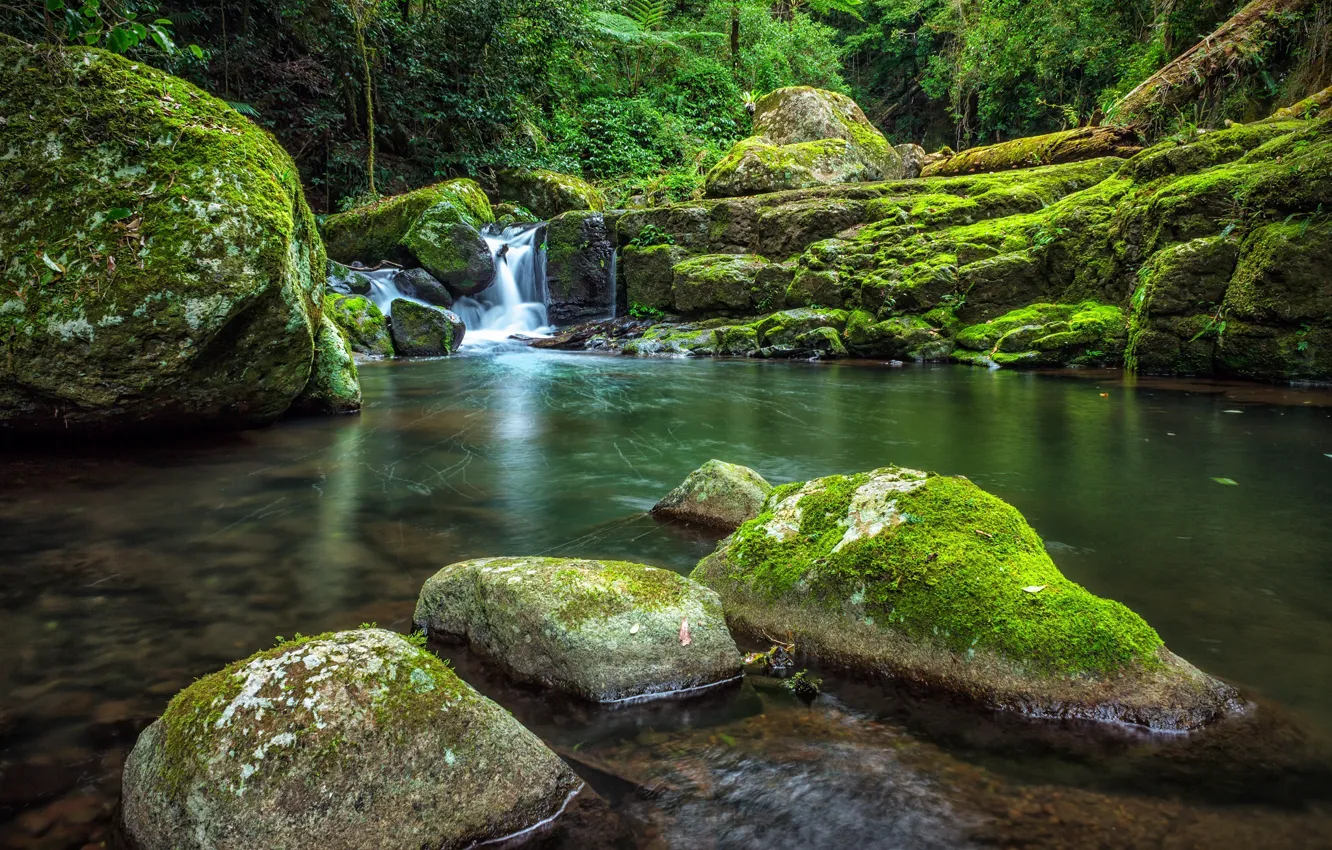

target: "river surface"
[3,349,1332,848]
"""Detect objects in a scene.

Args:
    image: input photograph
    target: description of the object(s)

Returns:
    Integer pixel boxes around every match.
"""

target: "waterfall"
[452,223,550,344]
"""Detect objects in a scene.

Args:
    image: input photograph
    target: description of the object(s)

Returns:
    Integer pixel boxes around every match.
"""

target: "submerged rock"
[497,168,607,219]
[321,180,495,298]
[120,628,580,850]
[705,87,903,197]
[0,37,329,434]
[652,460,773,531]
[289,316,362,415]
[324,293,393,357]
[389,300,465,356]
[692,467,1242,731]
[415,557,742,702]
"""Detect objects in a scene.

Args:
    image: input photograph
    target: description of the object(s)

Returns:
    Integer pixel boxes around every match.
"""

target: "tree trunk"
[354,22,376,196]
[730,4,740,71]
[1112,0,1313,132]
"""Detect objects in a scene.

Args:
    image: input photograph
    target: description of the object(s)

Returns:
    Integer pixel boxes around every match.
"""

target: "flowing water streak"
[453,223,550,344]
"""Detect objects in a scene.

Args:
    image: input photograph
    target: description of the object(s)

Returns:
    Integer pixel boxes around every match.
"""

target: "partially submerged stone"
[0,37,326,433]
[705,87,903,198]
[497,168,607,219]
[324,293,393,357]
[389,300,465,356]
[952,301,1126,369]
[692,467,1242,731]
[120,628,580,850]
[415,557,742,702]
[289,316,362,415]
[393,267,454,308]
[652,460,773,531]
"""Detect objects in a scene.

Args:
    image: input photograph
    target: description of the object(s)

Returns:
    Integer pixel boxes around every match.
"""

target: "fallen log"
[919,126,1143,178]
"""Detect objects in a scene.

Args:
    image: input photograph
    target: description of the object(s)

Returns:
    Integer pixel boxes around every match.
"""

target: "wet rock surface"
[388,300,465,356]
[652,461,772,531]
[119,629,580,850]
[415,557,742,702]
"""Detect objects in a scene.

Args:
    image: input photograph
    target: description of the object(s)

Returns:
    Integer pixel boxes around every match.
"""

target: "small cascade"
[453,223,550,344]
[363,269,422,317]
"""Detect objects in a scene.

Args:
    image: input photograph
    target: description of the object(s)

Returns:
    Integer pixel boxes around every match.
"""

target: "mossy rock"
[754,308,850,349]
[492,202,541,228]
[953,302,1126,368]
[921,126,1142,178]
[415,558,741,702]
[323,293,393,357]
[326,261,373,296]
[497,169,606,220]
[620,324,720,358]
[623,244,689,314]
[393,267,454,308]
[289,315,362,415]
[691,467,1241,730]
[545,212,615,324]
[388,299,465,356]
[0,37,324,434]
[321,180,495,297]
[652,460,773,530]
[672,254,775,316]
[844,311,941,359]
[120,629,580,850]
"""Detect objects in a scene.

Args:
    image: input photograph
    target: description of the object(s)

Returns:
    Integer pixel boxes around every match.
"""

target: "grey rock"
[652,460,773,531]
[415,557,742,702]
[389,299,465,356]
[393,267,454,308]
[546,212,615,325]
[120,629,580,850]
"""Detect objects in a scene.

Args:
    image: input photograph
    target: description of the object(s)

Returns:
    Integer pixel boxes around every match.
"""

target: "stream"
[3,351,1332,848]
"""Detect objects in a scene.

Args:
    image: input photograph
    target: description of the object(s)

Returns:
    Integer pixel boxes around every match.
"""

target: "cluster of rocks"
[118,457,1244,848]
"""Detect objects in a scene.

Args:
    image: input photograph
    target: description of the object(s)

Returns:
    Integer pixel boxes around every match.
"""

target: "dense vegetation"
[8,0,1328,209]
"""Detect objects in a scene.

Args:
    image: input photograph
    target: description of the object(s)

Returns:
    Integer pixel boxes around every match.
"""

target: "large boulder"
[120,629,580,850]
[393,267,454,308]
[692,467,1242,731]
[671,254,786,316]
[389,300,465,356]
[497,169,607,219]
[545,211,616,324]
[705,87,903,198]
[0,37,327,434]
[952,301,1126,369]
[289,316,362,415]
[321,180,495,297]
[324,293,393,357]
[415,557,742,702]
[652,460,773,531]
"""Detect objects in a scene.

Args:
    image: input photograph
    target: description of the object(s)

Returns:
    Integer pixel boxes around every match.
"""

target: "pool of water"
[3,349,1332,848]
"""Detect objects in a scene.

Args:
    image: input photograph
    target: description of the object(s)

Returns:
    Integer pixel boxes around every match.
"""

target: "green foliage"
[628,302,667,320]
[628,223,677,248]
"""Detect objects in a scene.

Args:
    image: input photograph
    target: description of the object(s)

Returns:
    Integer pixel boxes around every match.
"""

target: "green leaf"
[103,207,133,223]
[41,253,65,274]
[188,43,204,59]
[1211,477,1238,486]
[46,0,64,11]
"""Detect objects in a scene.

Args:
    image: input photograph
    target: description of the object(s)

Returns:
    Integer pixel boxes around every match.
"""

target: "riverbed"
[3,349,1332,848]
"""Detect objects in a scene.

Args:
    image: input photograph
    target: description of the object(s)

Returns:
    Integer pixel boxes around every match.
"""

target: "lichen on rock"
[290,315,362,415]
[0,36,325,433]
[120,628,580,850]
[653,460,773,530]
[415,557,742,702]
[692,467,1242,731]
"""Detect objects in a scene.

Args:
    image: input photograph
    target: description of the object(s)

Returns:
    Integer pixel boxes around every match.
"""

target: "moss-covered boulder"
[844,311,946,359]
[652,460,773,531]
[324,293,393,357]
[623,244,690,314]
[289,316,362,415]
[497,169,607,219]
[692,467,1241,730]
[493,203,541,228]
[120,629,579,850]
[705,88,903,198]
[0,37,325,434]
[545,212,615,324]
[326,261,373,296]
[415,558,741,702]
[389,300,465,356]
[952,301,1126,368]
[393,267,454,308]
[672,254,781,316]
[921,126,1143,177]
[321,180,495,297]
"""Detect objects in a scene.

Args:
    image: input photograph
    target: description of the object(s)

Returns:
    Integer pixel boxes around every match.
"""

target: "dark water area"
[3,349,1332,848]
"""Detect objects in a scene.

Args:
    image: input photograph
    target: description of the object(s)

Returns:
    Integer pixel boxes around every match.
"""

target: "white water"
[356,223,551,349]
[453,223,550,345]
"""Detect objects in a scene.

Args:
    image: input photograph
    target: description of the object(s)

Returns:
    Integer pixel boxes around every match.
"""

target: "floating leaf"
[1211,477,1239,486]
[679,618,691,646]
[1022,585,1046,594]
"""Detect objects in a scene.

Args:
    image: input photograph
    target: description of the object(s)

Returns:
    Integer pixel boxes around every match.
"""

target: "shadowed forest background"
[7,0,1329,211]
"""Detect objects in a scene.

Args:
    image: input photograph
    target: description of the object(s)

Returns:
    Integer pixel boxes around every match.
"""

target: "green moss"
[291,315,362,414]
[324,293,393,357]
[322,179,493,264]
[715,471,1163,676]
[551,559,695,628]
[923,127,1141,178]
[497,168,605,219]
